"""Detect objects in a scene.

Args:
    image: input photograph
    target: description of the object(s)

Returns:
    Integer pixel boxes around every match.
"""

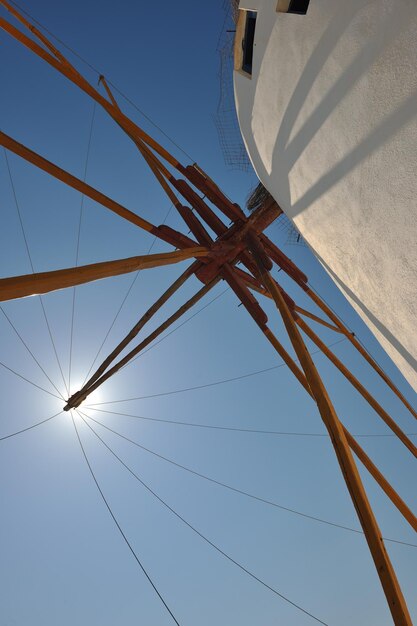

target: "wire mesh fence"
[214,0,252,171]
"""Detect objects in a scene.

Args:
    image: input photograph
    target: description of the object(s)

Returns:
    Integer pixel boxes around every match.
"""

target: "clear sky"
[0,1,416,625]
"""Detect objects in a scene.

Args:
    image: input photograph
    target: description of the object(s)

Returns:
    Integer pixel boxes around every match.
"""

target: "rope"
[0,410,62,441]
[79,411,330,625]
[82,413,417,550]
[120,287,229,372]
[3,148,69,396]
[0,360,62,400]
[68,102,96,394]
[81,204,175,388]
[0,305,65,400]
[70,413,181,625]
[7,0,194,163]
[83,407,417,439]
[86,337,346,406]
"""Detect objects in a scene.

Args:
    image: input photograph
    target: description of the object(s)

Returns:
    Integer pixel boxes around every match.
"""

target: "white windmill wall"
[234,0,417,390]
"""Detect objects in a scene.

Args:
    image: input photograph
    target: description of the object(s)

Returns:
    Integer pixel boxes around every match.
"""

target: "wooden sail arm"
[0,0,76,69]
[344,430,417,533]
[0,14,183,171]
[98,76,183,208]
[0,248,208,302]
[0,130,200,250]
[81,263,199,391]
[294,305,344,334]
[235,247,416,535]
[246,238,412,626]
[296,316,417,458]
[304,285,417,420]
[65,277,220,410]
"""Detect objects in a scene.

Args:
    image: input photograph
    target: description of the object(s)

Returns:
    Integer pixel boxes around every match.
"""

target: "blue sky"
[0,1,416,624]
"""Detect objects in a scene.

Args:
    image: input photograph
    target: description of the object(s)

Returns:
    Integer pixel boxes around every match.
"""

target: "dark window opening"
[242,11,257,75]
[287,0,310,14]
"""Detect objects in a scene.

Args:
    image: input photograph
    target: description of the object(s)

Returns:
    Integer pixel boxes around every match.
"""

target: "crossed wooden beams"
[0,2,416,624]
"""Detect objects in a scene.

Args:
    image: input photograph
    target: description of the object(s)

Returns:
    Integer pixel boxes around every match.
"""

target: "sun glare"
[68,379,103,409]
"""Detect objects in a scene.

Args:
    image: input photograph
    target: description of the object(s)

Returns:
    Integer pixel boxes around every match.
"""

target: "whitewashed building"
[233,0,417,390]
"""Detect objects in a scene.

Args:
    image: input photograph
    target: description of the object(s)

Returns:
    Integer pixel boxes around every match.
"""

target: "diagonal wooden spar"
[1,3,416,623]
[296,317,417,457]
[247,238,413,626]
[0,130,199,251]
[0,248,208,301]
[64,277,221,410]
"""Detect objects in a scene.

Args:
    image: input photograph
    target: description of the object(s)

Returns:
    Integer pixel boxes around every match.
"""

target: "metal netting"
[214,0,252,171]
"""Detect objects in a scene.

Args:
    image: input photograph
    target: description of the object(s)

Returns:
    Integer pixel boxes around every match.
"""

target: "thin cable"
[82,413,417,549]
[119,287,229,373]
[6,0,194,163]
[308,281,399,392]
[0,410,62,441]
[68,102,96,394]
[3,148,69,396]
[81,204,174,388]
[0,305,65,400]
[79,412,330,625]
[87,337,346,406]
[70,413,181,626]
[0,360,62,400]
[84,407,417,439]
[107,81,194,162]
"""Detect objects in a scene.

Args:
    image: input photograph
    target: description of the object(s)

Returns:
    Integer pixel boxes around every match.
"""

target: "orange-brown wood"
[0,130,203,251]
[296,316,417,458]
[82,263,199,390]
[294,305,344,333]
[249,242,412,626]
[0,249,207,301]
[65,277,220,409]
[0,14,182,171]
[344,430,417,533]
[0,130,152,232]
[305,286,417,420]
[2,7,414,620]
[174,179,228,236]
[184,164,245,222]
[0,0,75,69]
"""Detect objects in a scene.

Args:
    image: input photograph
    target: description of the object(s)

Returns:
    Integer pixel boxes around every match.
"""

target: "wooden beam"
[0,130,151,232]
[294,305,345,334]
[0,249,208,301]
[304,286,417,420]
[0,13,183,171]
[296,316,417,458]
[65,277,220,409]
[82,262,198,390]
[344,431,417,533]
[0,130,201,250]
[248,238,412,626]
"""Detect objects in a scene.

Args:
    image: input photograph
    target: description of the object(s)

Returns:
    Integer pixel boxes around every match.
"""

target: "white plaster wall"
[234,0,417,390]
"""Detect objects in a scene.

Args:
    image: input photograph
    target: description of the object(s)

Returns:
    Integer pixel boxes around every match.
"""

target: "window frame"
[234,9,258,78]
[277,0,311,15]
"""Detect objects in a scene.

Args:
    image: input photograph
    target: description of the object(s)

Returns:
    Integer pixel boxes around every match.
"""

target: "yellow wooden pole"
[296,316,417,458]
[304,287,417,420]
[82,263,198,390]
[344,431,417,533]
[0,130,201,251]
[0,249,208,301]
[248,239,412,626]
[294,305,344,334]
[0,14,182,170]
[65,277,220,410]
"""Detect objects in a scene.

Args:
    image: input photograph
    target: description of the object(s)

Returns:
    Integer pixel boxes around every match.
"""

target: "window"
[234,10,257,77]
[277,0,310,14]
[242,11,257,74]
